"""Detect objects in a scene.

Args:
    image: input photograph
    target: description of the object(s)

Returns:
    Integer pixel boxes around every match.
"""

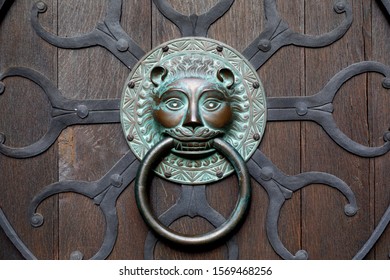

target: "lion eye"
[165,98,185,111]
[203,98,222,111]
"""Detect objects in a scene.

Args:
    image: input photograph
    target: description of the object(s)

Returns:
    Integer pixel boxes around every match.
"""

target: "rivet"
[382,78,390,89]
[110,174,123,188]
[116,38,129,52]
[253,133,261,141]
[260,166,274,181]
[216,45,224,52]
[36,1,47,13]
[216,170,224,178]
[0,82,5,95]
[162,45,169,52]
[344,204,357,217]
[295,250,309,260]
[70,251,84,260]
[296,102,308,116]
[75,105,89,119]
[253,82,260,89]
[164,171,172,178]
[30,213,44,227]
[334,1,346,13]
[128,80,135,88]
[258,39,271,52]
[127,133,134,142]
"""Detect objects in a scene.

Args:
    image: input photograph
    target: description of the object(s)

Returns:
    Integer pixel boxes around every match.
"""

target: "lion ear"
[150,66,168,86]
[217,68,235,89]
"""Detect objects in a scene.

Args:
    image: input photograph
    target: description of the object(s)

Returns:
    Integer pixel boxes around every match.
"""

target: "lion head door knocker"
[120,38,266,246]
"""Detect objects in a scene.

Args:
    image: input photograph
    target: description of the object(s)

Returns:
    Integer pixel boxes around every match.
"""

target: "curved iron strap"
[27,151,138,260]
[0,208,37,260]
[144,185,239,259]
[247,150,358,260]
[353,203,390,259]
[0,67,120,158]
[0,0,14,23]
[378,0,390,20]
[243,0,352,70]
[267,61,390,157]
[31,0,145,69]
[135,137,251,247]
[152,0,234,37]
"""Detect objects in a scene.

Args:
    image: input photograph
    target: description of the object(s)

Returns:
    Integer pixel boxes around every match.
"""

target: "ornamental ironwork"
[0,0,389,260]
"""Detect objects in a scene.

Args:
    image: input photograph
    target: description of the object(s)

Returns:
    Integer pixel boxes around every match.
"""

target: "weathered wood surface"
[0,0,389,259]
[0,0,58,259]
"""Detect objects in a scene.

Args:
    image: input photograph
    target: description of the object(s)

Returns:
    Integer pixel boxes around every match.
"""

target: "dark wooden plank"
[370,0,390,260]
[207,0,264,52]
[0,0,58,259]
[240,0,304,259]
[200,0,270,260]
[302,0,373,259]
[108,0,152,260]
[56,0,150,259]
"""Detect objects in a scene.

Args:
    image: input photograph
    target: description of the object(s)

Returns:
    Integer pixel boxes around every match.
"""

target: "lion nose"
[183,105,202,129]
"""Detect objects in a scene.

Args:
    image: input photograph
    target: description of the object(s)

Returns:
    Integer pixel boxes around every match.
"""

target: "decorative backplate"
[121,37,266,184]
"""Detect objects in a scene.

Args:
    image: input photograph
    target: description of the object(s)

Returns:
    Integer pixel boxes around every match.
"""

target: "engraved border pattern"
[121,37,267,184]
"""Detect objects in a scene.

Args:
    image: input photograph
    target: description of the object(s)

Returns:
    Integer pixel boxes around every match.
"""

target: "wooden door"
[0,0,389,260]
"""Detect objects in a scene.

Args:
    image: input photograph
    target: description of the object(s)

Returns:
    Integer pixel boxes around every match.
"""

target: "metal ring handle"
[135,137,251,247]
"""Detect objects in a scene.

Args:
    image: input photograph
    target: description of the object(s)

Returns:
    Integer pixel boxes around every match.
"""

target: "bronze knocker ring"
[135,137,251,247]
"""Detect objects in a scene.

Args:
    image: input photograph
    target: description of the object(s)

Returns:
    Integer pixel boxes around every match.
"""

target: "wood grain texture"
[303,0,373,259]
[0,0,58,259]
[56,0,150,259]
[0,0,389,260]
[255,0,304,259]
[370,1,390,260]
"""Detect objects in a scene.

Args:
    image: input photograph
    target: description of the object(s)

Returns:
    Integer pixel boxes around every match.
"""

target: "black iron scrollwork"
[0,0,13,23]
[353,204,390,260]
[144,185,239,260]
[152,0,234,37]
[248,150,358,260]
[28,151,139,260]
[0,209,37,260]
[0,67,120,158]
[0,0,389,260]
[31,0,145,69]
[378,0,390,19]
[267,61,390,157]
[243,0,353,70]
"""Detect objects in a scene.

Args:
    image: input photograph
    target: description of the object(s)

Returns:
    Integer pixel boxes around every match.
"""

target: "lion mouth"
[171,139,215,158]
[163,127,223,158]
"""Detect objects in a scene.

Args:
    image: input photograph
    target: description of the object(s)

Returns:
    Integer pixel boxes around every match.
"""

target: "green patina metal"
[120,37,267,184]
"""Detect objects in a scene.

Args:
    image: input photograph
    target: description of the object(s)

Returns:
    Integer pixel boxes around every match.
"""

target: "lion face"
[151,66,235,159]
[121,38,266,184]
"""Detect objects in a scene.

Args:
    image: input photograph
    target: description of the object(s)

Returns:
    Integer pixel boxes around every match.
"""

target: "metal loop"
[31,0,144,69]
[0,67,120,158]
[135,137,251,247]
[267,61,390,158]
